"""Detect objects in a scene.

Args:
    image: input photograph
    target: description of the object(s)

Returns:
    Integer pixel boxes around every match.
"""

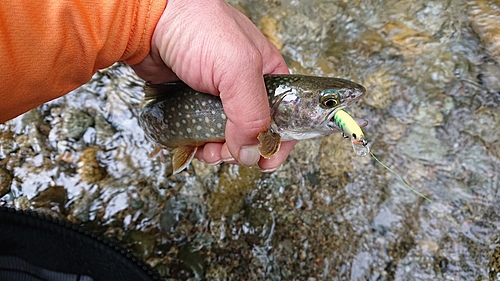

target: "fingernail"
[238,145,260,167]
[206,159,223,165]
[222,157,235,162]
[260,166,279,173]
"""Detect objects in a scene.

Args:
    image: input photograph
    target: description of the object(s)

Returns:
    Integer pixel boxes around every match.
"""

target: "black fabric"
[0,207,159,281]
[0,255,94,281]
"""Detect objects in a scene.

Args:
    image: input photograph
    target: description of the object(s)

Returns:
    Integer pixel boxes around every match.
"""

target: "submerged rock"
[0,168,12,198]
[467,0,500,64]
[77,147,107,184]
[319,134,354,178]
[258,15,283,50]
[208,164,261,219]
[398,125,447,162]
[32,185,67,212]
[489,244,500,281]
[0,131,18,158]
[62,110,94,139]
[462,107,500,143]
[160,196,188,234]
[122,230,157,261]
[362,69,395,110]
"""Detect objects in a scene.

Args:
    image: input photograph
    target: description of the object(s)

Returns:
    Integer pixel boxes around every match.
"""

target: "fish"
[139,74,366,174]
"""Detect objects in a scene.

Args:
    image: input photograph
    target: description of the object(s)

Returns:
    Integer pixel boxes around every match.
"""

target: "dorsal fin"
[144,81,189,100]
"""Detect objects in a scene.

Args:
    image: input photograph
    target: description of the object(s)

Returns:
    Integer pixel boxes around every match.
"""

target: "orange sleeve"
[0,0,167,123]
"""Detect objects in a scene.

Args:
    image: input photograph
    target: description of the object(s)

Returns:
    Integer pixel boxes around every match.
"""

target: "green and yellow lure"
[333,109,370,156]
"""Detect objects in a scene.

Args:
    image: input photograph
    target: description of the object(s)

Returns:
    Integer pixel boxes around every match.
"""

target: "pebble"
[467,0,500,63]
[62,110,94,139]
[0,168,12,198]
[362,69,395,110]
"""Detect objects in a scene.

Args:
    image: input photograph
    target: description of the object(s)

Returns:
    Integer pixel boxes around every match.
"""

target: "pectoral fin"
[258,129,281,159]
[355,118,368,128]
[148,144,164,159]
[172,145,198,174]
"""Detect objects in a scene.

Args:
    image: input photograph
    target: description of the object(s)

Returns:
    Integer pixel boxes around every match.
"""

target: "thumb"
[219,71,270,166]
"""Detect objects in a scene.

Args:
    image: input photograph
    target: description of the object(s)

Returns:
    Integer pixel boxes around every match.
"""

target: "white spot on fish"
[184,105,189,110]
[175,122,180,127]
[170,130,176,135]
[196,125,202,131]
[210,128,215,133]
[168,115,172,119]
[217,123,222,129]
[186,114,191,118]
[201,101,206,106]
[170,107,175,111]
[195,100,199,105]
[221,113,227,120]
[179,131,183,136]
[208,99,212,104]
[205,117,210,123]
[211,110,215,115]
[182,119,186,124]
[205,133,210,137]
[192,119,197,124]
[187,128,192,133]
[178,112,182,116]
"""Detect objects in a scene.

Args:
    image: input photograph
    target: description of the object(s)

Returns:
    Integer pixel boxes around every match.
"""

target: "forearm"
[0,0,166,123]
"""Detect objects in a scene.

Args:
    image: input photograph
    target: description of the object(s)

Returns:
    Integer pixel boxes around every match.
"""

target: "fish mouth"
[326,107,344,131]
[326,83,365,130]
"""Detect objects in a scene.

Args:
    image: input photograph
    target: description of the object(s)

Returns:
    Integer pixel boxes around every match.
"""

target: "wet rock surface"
[0,168,12,198]
[2,1,500,280]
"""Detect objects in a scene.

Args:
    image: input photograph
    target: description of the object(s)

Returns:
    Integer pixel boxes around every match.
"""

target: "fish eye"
[320,89,340,108]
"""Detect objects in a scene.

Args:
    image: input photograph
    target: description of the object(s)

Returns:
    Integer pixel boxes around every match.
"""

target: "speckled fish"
[139,74,366,174]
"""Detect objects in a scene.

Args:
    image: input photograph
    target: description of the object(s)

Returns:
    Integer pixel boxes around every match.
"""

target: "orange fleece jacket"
[0,0,167,123]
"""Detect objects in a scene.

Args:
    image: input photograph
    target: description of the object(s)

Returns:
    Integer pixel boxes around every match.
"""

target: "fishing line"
[369,151,433,204]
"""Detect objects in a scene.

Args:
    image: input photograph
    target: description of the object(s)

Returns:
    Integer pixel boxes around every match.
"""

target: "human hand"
[131,0,296,171]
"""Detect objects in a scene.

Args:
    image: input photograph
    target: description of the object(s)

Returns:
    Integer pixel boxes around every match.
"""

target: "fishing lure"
[332,109,370,156]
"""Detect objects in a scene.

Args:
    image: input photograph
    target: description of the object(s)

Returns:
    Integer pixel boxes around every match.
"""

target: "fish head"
[268,75,366,140]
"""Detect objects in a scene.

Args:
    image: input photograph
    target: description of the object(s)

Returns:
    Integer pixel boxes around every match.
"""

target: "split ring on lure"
[333,109,370,156]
